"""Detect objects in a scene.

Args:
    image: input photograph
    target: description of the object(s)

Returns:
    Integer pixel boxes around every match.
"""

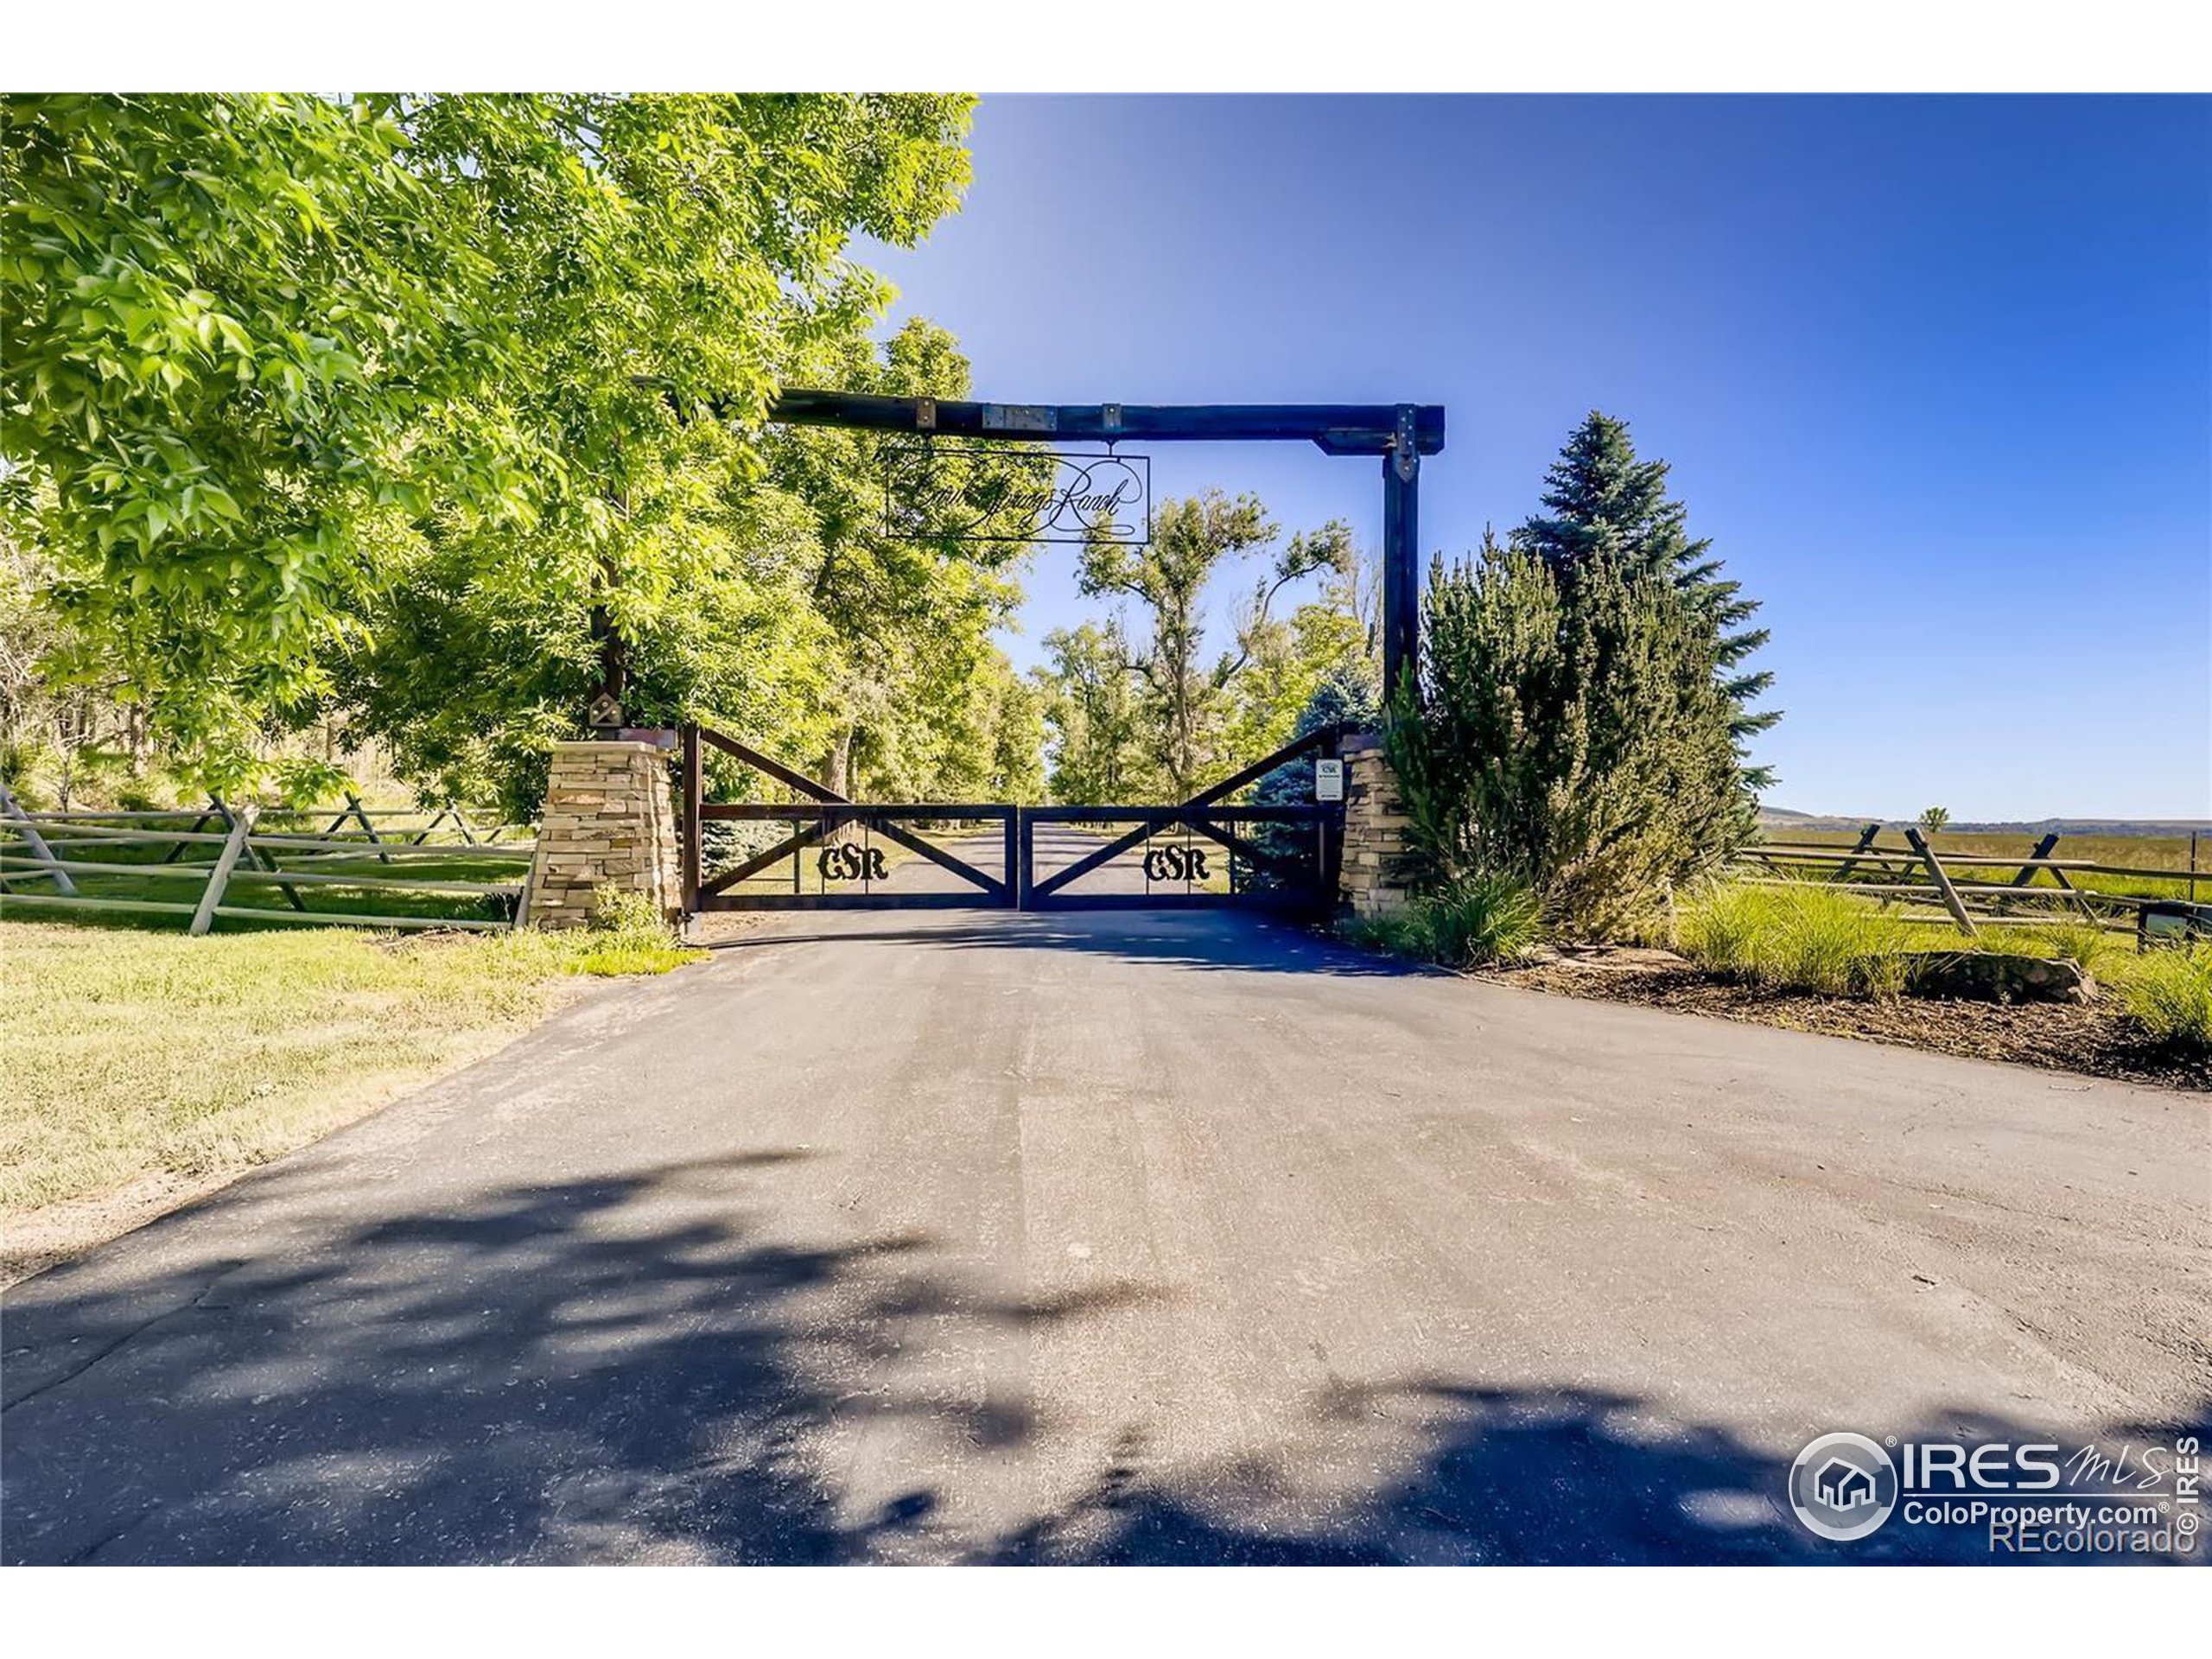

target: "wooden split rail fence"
[0,785,537,935]
[1735,826,2209,944]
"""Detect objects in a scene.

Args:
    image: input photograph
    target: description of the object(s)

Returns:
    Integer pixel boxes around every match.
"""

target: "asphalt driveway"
[3,908,2204,1563]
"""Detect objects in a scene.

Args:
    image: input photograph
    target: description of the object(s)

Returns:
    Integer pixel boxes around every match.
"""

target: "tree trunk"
[820,725,859,852]
[821,725,854,800]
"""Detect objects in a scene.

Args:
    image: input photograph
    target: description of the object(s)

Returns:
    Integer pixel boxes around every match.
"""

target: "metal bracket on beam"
[1392,404,1420,482]
[981,403,1058,435]
[1101,403,1122,438]
[914,397,936,432]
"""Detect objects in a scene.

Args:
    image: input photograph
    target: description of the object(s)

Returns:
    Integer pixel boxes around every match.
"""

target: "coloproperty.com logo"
[1787,1430,2202,1557]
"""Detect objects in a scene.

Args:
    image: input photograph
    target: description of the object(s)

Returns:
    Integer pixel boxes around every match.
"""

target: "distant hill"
[1758,807,2209,838]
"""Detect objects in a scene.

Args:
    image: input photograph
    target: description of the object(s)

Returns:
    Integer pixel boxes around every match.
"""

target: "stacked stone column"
[1337,728,1418,918]
[523,740,680,929]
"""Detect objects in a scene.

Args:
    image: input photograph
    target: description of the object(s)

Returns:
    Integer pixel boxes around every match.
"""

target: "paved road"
[3,909,2203,1563]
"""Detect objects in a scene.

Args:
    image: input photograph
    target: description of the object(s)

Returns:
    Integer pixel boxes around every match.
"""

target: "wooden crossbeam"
[696,728,846,804]
[767,392,1445,457]
[213,796,307,912]
[2009,832,2063,886]
[1904,825,1978,936]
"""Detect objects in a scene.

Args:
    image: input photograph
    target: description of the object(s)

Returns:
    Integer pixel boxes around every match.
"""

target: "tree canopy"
[1041,490,1360,801]
[1,92,976,796]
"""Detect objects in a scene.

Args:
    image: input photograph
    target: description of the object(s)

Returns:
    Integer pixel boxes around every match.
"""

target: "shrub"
[111,781,175,813]
[1342,870,1541,970]
[0,740,51,807]
[2117,949,2212,1048]
[1389,535,1751,941]
[1676,881,1913,997]
[565,887,704,977]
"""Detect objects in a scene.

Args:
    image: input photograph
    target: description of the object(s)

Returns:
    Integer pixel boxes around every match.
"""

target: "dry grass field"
[0,911,703,1281]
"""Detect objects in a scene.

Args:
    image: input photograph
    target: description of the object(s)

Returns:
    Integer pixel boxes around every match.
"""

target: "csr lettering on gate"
[1143,844,1210,883]
[817,842,889,883]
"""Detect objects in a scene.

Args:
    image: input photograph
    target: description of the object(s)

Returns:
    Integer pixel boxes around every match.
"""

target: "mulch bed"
[1473,948,2210,1092]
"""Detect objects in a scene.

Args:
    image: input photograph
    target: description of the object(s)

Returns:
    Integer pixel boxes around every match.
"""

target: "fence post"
[2008,832,2061,887]
[341,792,394,864]
[162,805,217,863]
[681,722,702,915]
[1831,821,1881,883]
[191,805,257,935]
[214,795,307,912]
[1904,824,1977,937]
[0,781,79,896]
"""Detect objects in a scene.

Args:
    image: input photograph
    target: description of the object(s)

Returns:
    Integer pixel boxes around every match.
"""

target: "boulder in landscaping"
[1903,951,2094,1005]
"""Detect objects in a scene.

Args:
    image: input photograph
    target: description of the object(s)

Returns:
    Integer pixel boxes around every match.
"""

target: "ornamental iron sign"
[880,441,1150,544]
[817,842,891,885]
[1142,842,1210,885]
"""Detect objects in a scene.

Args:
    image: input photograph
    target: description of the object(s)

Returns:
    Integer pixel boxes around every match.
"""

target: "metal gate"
[683,727,1016,911]
[681,724,1342,916]
[1020,805,1338,911]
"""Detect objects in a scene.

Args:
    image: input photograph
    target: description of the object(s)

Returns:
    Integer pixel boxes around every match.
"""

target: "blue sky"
[861,95,2209,820]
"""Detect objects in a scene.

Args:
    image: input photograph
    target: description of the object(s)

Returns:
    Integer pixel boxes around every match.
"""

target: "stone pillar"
[1338,728,1418,918]
[523,740,680,930]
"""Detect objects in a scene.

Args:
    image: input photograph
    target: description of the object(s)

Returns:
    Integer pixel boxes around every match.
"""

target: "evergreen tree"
[1389,530,1749,939]
[1513,412,1778,791]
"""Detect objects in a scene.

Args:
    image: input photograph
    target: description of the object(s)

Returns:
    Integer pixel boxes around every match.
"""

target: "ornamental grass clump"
[1342,869,1541,970]
[2116,948,2212,1048]
[1421,871,1543,969]
[1676,881,1913,997]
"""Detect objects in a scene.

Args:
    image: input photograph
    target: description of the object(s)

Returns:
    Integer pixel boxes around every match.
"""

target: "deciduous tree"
[1076,491,1351,797]
[1,92,976,796]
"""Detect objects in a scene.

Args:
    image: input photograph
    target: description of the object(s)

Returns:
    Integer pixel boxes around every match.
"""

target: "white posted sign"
[1313,758,1344,802]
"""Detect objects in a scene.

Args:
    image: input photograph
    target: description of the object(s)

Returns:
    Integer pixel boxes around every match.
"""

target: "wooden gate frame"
[1018,725,1344,912]
[682,723,1344,916]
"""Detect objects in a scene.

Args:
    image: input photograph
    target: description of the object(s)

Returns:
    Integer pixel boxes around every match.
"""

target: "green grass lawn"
[0,911,703,1276]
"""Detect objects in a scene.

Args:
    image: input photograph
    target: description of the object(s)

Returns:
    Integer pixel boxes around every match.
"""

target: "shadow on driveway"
[6,1147,2196,1564]
[699,908,1432,979]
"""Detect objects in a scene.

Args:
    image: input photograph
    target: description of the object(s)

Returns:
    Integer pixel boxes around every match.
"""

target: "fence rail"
[1735,827,2209,944]
[0,785,533,935]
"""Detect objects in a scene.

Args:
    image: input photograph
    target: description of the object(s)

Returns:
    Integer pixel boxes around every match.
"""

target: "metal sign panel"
[1313,758,1344,803]
[881,442,1150,544]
